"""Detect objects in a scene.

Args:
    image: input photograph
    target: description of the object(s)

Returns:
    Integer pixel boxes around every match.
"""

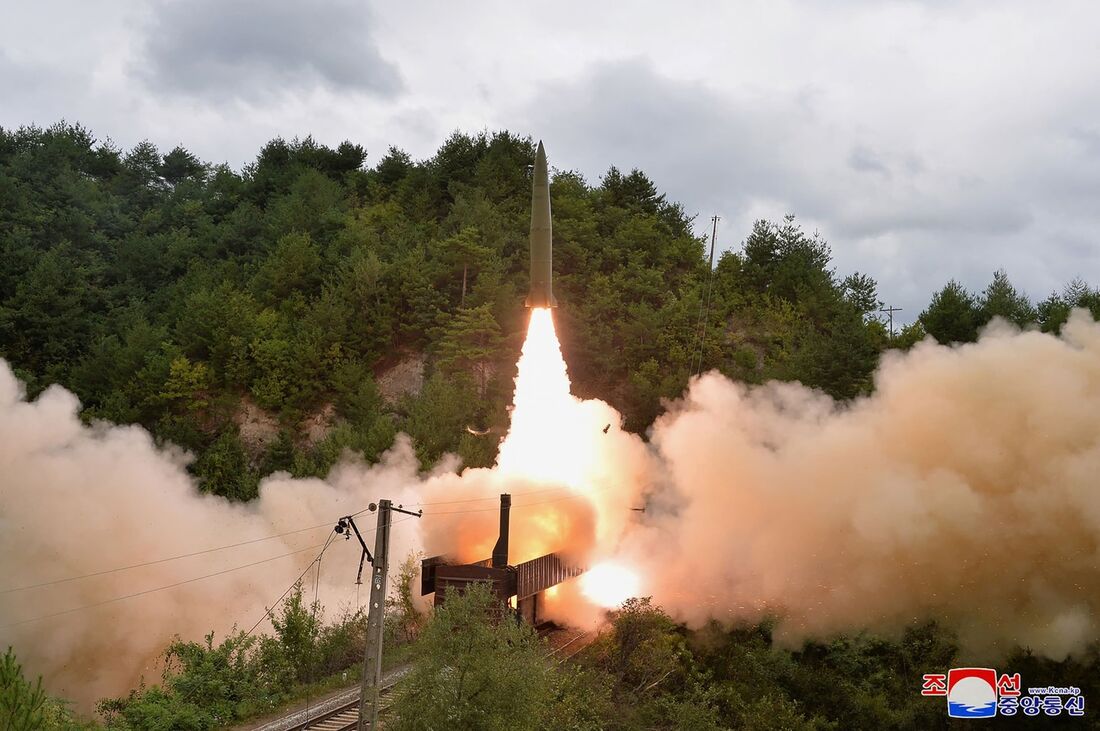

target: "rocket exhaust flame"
[496,309,584,486]
[581,562,641,609]
[4,138,1100,704]
[492,308,643,607]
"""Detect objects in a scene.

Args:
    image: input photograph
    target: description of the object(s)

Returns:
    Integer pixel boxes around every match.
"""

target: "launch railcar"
[420,494,584,623]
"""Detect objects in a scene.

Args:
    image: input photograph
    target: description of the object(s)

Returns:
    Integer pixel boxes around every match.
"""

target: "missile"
[525,141,557,308]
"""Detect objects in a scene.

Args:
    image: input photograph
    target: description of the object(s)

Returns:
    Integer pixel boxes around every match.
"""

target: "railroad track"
[257,627,587,731]
[536,622,592,662]
[263,676,402,731]
[287,695,363,731]
[287,696,361,731]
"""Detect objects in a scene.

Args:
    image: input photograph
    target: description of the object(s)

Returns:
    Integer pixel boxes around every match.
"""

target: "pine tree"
[1,647,47,731]
[920,280,980,343]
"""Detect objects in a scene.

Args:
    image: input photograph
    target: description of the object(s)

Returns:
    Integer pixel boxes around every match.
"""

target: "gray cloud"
[0,50,87,125]
[517,58,823,221]
[3,1,1099,320]
[848,146,891,178]
[514,55,1098,318]
[140,0,401,101]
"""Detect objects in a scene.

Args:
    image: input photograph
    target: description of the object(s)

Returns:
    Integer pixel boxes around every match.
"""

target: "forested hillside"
[6,123,1100,730]
[1,123,1098,501]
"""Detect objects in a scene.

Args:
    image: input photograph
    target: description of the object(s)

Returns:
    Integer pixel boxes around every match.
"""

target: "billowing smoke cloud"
[0,311,641,707]
[0,366,435,705]
[5,310,1100,706]
[618,310,1100,659]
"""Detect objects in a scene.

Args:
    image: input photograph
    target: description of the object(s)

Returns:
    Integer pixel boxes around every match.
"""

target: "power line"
[1,542,328,630]
[0,479,594,620]
[4,512,421,632]
[691,214,720,375]
[303,531,330,724]
[880,305,903,339]
[0,521,336,595]
[2,498,402,596]
[244,513,419,637]
[243,529,340,637]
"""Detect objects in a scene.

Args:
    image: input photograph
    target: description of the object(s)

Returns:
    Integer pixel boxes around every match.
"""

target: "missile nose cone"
[534,141,548,186]
[525,140,556,308]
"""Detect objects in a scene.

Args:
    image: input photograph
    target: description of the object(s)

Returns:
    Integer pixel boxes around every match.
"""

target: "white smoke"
[616,310,1100,659]
[4,309,1100,706]
[0,368,426,705]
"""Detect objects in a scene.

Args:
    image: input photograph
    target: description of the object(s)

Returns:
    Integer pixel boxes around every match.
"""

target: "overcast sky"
[3,1,1098,318]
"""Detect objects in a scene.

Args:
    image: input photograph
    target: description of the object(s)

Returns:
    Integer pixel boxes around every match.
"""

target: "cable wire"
[1,508,419,630]
[2,499,389,595]
[691,215,720,375]
[0,522,336,595]
[243,530,339,637]
[1,542,327,630]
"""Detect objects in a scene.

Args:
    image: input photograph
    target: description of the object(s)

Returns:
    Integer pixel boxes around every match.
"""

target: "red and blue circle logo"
[948,668,998,718]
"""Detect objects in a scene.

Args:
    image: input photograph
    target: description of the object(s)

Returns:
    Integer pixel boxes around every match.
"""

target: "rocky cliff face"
[377,353,425,405]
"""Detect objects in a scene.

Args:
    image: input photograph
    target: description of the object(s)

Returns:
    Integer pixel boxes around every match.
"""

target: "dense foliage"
[390,584,553,731]
[95,585,366,730]
[565,600,1100,730]
[2,123,1098,498]
[5,122,1100,729]
[1,647,94,731]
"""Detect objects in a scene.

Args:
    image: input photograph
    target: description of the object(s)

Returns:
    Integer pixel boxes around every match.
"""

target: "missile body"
[525,141,557,308]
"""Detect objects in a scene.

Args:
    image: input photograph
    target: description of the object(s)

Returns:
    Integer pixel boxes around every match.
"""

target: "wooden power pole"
[880,305,903,339]
[692,214,720,375]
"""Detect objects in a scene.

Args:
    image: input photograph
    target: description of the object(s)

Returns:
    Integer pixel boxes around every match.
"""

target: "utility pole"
[706,214,719,271]
[357,500,421,730]
[880,305,903,339]
[692,215,720,375]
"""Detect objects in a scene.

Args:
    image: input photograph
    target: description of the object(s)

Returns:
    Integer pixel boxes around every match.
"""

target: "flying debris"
[525,141,557,308]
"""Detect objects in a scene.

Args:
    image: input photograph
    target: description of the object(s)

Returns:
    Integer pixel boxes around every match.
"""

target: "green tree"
[192,428,258,501]
[1037,292,1071,333]
[434,304,504,393]
[157,355,213,411]
[889,321,927,350]
[390,584,551,731]
[598,597,688,692]
[0,242,105,378]
[919,280,980,343]
[252,232,323,303]
[269,584,321,683]
[329,360,385,424]
[159,146,205,186]
[375,145,412,187]
[385,552,425,643]
[401,374,480,467]
[1062,277,1100,319]
[841,272,882,318]
[1,647,47,731]
[978,268,1034,326]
